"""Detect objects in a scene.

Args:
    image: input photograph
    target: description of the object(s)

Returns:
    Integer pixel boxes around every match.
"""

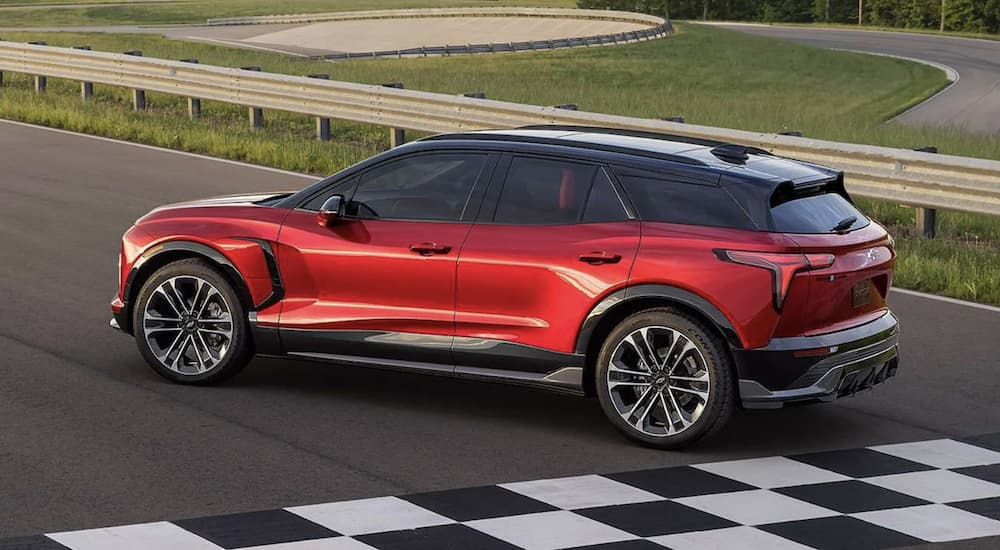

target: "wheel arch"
[575,284,743,397]
[121,240,254,334]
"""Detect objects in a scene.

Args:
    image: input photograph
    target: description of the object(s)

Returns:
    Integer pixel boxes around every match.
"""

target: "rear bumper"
[734,312,899,409]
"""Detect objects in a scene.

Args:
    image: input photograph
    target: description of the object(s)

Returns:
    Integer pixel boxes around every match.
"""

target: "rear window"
[770,192,870,234]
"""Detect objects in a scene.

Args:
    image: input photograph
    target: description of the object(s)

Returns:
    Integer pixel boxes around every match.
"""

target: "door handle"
[579,251,622,265]
[409,242,452,256]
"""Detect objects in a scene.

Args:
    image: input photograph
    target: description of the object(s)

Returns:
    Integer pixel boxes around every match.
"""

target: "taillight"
[715,250,835,310]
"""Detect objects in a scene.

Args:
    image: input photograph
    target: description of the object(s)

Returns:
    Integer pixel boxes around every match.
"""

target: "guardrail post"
[123,51,146,110]
[242,66,263,129]
[179,59,201,119]
[382,82,405,147]
[28,41,46,93]
[464,92,486,99]
[308,74,331,141]
[74,46,93,100]
[913,146,939,238]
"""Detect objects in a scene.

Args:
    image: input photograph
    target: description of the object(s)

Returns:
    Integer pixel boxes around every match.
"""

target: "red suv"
[111,126,899,448]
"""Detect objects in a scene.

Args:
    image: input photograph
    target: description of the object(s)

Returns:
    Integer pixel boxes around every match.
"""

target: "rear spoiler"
[770,172,849,208]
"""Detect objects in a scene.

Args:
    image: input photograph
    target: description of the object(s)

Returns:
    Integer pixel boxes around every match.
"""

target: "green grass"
[752,21,1000,42]
[0,0,574,26]
[0,24,997,304]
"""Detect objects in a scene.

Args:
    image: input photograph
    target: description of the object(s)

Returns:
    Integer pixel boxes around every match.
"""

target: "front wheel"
[133,258,253,384]
[595,308,735,449]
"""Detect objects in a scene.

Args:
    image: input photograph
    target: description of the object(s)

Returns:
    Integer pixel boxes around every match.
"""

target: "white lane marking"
[675,489,838,525]
[891,288,1000,314]
[651,526,814,550]
[853,504,1000,542]
[500,474,663,510]
[467,510,638,550]
[693,456,849,489]
[47,521,222,550]
[863,469,1000,504]
[287,496,453,536]
[0,119,321,180]
[870,439,1000,469]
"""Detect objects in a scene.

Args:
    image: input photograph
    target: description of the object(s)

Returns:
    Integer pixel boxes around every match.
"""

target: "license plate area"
[852,280,872,308]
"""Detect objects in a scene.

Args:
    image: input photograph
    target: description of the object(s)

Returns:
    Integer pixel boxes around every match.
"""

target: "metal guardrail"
[318,24,672,61]
[205,7,666,27]
[0,40,998,217]
[204,8,672,61]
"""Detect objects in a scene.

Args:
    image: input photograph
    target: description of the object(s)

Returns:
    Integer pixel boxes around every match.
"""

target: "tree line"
[577,1,1000,33]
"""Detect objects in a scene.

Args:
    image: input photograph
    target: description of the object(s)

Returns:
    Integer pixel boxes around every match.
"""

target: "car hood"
[148,191,294,212]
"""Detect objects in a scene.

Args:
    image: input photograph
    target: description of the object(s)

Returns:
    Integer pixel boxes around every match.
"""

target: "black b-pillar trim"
[574,284,743,355]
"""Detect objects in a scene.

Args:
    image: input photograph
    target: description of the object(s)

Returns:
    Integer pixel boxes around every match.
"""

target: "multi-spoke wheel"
[133,259,253,384]
[595,308,734,448]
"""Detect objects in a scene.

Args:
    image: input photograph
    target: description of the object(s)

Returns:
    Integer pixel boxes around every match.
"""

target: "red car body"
[113,127,900,445]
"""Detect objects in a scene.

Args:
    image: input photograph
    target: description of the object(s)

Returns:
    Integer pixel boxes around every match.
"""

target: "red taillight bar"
[715,250,835,310]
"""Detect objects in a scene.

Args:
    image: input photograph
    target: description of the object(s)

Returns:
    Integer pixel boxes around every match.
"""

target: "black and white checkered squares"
[5,434,1000,550]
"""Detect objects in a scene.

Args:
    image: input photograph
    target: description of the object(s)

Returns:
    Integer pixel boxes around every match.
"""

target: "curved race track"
[709,24,1000,134]
[0,119,998,541]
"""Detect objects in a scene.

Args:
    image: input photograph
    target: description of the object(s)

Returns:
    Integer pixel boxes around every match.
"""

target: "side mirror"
[316,195,345,226]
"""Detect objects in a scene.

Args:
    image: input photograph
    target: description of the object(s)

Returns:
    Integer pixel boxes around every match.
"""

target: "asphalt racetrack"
[0,120,998,544]
[709,23,1000,134]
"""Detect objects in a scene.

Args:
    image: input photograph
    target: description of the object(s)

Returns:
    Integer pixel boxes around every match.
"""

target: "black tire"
[595,307,734,449]
[132,258,253,385]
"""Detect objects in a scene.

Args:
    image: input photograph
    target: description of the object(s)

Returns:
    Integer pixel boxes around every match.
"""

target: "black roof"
[423,126,840,184]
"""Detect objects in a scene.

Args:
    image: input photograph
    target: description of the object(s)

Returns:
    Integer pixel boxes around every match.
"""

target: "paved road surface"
[0,120,998,540]
[709,24,1000,134]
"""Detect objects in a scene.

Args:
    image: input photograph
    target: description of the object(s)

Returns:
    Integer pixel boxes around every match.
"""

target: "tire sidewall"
[133,259,251,385]
[595,309,734,449]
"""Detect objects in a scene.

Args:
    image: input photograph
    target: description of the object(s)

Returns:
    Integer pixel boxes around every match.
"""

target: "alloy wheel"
[142,275,234,375]
[606,326,711,437]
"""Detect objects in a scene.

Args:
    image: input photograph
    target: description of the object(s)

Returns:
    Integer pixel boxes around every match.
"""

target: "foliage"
[578,0,1000,33]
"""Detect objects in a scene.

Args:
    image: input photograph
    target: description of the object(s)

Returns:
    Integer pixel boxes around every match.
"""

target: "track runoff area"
[5,434,1000,550]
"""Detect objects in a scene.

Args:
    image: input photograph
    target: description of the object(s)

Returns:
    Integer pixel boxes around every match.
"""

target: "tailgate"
[782,223,894,336]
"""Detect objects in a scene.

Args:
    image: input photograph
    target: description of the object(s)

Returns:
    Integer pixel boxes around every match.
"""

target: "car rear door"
[453,154,641,373]
[276,151,495,365]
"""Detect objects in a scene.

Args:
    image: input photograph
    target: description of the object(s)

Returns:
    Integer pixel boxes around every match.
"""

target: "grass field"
[0,24,997,304]
[754,21,1000,42]
[0,0,574,26]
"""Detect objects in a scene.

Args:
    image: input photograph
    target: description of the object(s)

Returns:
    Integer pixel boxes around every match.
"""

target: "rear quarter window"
[769,192,870,234]
[618,175,755,229]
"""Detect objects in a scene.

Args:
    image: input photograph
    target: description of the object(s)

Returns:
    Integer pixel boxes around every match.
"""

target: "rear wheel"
[133,258,253,384]
[595,308,734,449]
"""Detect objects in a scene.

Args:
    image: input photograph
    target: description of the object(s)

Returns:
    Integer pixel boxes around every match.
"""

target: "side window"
[619,175,754,229]
[494,157,597,225]
[582,169,629,223]
[349,153,487,221]
[302,176,359,211]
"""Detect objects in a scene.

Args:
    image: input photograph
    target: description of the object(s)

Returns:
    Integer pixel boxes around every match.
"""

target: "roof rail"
[515,124,729,148]
[421,131,709,166]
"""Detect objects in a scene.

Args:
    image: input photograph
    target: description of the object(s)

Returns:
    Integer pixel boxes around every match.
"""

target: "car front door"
[453,154,641,377]
[276,151,495,365]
